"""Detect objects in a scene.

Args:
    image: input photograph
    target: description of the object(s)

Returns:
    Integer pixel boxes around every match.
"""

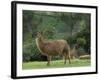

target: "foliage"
[76,27,90,53]
[77,38,86,46]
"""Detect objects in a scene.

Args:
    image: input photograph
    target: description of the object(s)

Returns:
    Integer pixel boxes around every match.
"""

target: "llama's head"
[36,32,44,39]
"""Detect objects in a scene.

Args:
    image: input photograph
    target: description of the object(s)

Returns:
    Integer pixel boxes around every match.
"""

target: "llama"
[35,32,71,66]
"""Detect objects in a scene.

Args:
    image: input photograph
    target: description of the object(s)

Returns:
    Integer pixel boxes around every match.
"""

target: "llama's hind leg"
[63,53,71,64]
[63,54,67,64]
[47,56,51,66]
[68,54,71,64]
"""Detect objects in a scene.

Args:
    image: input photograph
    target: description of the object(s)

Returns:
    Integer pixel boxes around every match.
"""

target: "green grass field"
[22,59,91,70]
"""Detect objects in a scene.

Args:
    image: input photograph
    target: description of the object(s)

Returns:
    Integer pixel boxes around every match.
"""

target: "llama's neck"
[37,37,44,45]
[35,37,44,53]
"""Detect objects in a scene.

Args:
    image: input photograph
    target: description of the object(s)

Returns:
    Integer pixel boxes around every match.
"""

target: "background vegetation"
[23,10,90,62]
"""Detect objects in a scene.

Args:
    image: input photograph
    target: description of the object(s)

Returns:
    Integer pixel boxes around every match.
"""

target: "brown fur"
[35,32,71,66]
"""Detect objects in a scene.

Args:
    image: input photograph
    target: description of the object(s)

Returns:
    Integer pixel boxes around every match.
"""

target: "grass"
[22,59,91,70]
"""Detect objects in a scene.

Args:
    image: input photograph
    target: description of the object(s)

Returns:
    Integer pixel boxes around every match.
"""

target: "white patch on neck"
[35,38,43,53]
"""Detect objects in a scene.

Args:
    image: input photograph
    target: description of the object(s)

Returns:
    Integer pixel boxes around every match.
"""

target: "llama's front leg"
[47,56,51,66]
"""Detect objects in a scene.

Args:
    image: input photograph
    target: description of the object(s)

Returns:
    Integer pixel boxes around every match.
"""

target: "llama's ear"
[37,31,44,35]
[40,31,43,35]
